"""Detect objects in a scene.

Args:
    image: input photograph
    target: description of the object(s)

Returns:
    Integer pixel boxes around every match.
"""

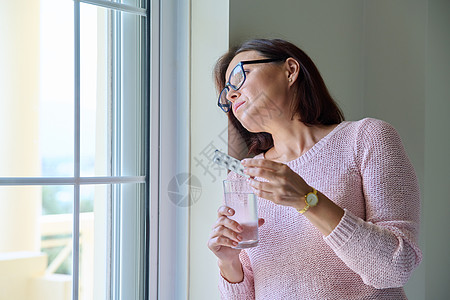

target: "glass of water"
[223,180,259,249]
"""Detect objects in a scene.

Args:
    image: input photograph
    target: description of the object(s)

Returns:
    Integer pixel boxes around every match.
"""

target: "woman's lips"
[234,101,245,112]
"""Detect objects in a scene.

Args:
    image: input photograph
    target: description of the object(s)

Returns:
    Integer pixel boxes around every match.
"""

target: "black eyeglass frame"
[217,58,284,113]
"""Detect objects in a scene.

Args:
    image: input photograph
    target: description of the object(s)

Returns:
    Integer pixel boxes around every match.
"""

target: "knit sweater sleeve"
[324,119,422,289]
[218,250,255,299]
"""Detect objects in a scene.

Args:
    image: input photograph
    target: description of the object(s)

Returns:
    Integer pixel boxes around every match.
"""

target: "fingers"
[208,235,239,249]
[243,167,280,181]
[217,205,235,218]
[241,158,291,174]
[247,177,277,192]
[242,159,293,183]
[212,213,243,237]
[209,225,242,248]
[246,178,281,203]
[252,188,276,202]
[242,159,307,205]
[241,158,285,171]
[209,206,244,249]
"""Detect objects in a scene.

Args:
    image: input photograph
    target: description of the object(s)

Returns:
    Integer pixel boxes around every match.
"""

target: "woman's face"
[225,50,292,132]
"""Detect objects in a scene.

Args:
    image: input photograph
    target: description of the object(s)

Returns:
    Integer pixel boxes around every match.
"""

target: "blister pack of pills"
[212,149,249,178]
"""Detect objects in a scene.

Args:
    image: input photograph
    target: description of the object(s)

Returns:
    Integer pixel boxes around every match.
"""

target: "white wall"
[362,1,426,297]
[424,0,450,298]
[189,0,229,299]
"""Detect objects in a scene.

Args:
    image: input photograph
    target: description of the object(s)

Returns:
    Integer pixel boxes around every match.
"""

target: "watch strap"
[297,203,310,214]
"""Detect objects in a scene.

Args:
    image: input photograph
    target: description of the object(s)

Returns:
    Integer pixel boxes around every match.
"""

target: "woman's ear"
[285,57,300,87]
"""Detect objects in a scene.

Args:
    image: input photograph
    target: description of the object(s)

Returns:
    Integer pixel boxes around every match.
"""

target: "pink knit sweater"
[218,118,422,300]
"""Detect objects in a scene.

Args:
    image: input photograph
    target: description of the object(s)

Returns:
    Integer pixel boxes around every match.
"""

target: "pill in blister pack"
[212,150,249,178]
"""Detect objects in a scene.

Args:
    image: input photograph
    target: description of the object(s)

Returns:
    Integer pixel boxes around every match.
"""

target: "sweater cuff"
[324,208,360,250]
[218,264,254,296]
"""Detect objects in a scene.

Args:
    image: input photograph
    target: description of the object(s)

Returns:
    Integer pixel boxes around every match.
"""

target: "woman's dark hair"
[214,38,344,156]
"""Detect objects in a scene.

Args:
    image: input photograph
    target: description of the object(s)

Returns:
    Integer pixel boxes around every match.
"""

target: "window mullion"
[80,0,146,16]
[73,1,81,300]
[111,8,122,300]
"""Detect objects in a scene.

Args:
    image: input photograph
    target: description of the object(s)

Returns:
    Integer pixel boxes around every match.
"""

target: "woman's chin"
[240,121,265,133]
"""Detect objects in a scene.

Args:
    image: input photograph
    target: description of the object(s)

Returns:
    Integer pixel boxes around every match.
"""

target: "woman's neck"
[264,121,338,163]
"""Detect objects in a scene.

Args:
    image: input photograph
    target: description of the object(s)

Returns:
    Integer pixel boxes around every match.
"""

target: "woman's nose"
[226,89,240,102]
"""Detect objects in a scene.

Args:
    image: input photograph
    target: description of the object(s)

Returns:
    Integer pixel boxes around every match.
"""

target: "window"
[0,1,148,300]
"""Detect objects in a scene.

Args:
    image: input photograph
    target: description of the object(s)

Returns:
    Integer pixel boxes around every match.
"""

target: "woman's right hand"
[208,205,265,283]
[207,205,243,263]
[207,205,265,262]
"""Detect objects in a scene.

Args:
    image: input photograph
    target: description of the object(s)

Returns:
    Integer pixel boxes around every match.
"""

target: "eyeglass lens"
[219,88,230,110]
[219,64,245,111]
[229,64,245,89]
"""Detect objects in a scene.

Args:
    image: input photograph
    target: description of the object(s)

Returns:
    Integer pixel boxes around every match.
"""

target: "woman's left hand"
[241,158,312,210]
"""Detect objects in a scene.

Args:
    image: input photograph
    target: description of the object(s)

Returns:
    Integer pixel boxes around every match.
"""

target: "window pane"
[120,10,145,177]
[0,0,74,177]
[122,0,144,7]
[115,182,146,300]
[40,0,75,177]
[80,4,145,177]
[0,185,73,300]
[79,185,104,300]
[78,183,145,300]
[80,4,108,177]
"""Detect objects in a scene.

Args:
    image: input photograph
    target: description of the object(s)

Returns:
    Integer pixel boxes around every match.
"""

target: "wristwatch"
[297,188,318,214]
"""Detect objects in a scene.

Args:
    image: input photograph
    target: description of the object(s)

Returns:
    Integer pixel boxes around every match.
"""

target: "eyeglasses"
[217,58,284,113]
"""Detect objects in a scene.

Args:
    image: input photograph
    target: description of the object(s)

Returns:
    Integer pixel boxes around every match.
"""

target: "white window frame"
[0,1,148,300]
[148,0,190,299]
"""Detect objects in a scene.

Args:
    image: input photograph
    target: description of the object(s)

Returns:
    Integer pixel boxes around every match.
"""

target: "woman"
[207,39,422,299]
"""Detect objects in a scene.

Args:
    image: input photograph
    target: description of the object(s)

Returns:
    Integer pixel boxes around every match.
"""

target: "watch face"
[306,193,318,206]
